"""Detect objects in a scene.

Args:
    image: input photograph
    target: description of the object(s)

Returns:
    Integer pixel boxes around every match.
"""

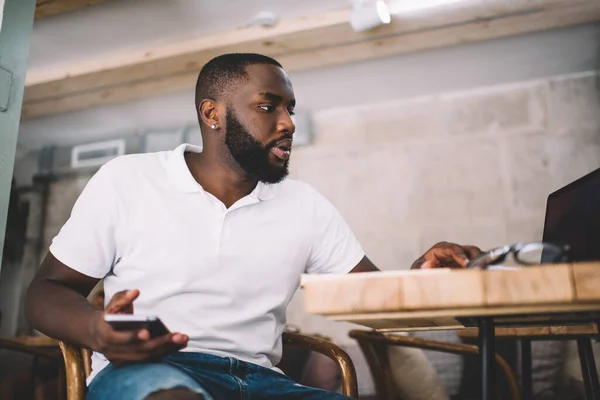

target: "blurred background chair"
[0,336,64,400]
[349,329,521,400]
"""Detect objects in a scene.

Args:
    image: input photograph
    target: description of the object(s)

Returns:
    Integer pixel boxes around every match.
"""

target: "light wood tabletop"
[301,262,600,331]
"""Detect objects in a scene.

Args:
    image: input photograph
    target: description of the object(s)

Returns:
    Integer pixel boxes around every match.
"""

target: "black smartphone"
[104,314,170,338]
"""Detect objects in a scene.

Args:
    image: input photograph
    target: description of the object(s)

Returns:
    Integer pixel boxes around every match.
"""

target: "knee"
[145,388,205,400]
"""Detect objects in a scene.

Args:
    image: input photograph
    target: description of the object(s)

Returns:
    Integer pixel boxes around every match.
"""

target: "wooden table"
[301,262,600,400]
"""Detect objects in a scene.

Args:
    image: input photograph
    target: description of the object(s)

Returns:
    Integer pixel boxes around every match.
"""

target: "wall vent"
[70,139,125,169]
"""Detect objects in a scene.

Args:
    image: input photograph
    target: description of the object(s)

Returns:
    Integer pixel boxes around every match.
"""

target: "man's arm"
[25,252,102,348]
[26,252,188,363]
[349,242,482,274]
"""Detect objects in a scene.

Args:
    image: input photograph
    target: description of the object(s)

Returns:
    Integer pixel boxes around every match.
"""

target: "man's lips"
[270,138,292,161]
[270,146,291,161]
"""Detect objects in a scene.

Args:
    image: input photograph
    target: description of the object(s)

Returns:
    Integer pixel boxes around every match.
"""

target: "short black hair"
[195,53,283,116]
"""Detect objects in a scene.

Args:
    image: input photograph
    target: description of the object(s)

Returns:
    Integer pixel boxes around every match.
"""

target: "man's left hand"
[411,242,482,269]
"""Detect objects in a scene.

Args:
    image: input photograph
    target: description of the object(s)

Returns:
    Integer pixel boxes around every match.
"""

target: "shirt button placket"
[216,211,227,250]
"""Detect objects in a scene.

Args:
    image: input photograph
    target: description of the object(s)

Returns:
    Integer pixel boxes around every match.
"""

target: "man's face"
[224,64,296,184]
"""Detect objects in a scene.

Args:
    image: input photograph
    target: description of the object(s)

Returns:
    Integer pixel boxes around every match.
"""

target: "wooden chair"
[58,331,359,400]
[0,336,65,398]
[349,329,521,400]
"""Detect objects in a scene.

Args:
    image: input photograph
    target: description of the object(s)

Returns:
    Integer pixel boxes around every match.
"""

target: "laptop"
[542,167,600,263]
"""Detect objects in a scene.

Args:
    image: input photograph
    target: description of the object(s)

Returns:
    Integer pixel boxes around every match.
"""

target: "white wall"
[17,22,600,151]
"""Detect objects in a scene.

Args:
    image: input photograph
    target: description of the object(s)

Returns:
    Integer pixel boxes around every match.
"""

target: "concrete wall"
[42,174,94,255]
[285,70,600,345]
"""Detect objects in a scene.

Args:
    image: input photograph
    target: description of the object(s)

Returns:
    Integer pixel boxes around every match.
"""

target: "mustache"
[265,133,294,150]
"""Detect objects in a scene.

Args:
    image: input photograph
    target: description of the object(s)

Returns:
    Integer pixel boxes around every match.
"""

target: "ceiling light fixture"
[241,10,280,29]
[350,0,392,32]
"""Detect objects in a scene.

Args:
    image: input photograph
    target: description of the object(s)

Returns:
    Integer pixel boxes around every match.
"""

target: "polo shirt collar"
[166,143,275,201]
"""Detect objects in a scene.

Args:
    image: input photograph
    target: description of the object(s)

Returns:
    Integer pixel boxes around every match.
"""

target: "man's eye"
[288,109,295,116]
[259,105,274,112]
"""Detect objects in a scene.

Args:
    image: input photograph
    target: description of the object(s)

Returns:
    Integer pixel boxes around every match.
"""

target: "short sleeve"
[305,190,365,275]
[49,165,119,279]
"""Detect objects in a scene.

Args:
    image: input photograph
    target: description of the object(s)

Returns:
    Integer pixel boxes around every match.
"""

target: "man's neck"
[185,151,258,208]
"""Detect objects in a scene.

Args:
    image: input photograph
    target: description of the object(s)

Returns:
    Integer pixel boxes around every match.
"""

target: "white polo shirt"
[49,143,364,383]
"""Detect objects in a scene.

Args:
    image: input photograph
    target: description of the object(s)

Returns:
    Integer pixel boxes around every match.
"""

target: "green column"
[0,0,35,273]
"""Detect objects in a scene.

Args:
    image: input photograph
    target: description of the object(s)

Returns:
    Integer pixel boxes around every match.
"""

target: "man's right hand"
[89,289,189,366]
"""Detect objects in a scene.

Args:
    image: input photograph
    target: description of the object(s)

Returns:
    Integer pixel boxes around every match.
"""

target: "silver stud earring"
[211,124,216,129]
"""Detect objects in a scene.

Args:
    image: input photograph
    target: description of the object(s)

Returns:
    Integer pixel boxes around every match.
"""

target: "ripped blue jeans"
[86,351,353,399]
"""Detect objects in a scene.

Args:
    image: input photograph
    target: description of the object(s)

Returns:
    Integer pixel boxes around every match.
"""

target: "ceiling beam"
[35,0,113,19]
[23,0,600,119]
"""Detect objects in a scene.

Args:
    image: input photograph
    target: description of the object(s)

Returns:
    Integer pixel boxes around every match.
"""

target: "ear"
[199,99,220,130]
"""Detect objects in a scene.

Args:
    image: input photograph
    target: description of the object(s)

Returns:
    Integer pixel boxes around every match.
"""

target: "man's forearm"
[25,278,100,349]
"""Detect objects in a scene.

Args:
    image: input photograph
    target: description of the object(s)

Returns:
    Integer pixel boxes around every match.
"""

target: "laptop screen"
[542,167,600,263]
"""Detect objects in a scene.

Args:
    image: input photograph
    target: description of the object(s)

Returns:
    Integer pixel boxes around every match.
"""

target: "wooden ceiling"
[35,0,113,19]
[25,0,600,119]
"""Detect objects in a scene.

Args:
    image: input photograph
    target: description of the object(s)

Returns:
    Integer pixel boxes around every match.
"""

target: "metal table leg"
[521,339,533,400]
[480,318,496,400]
[577,338,600,399]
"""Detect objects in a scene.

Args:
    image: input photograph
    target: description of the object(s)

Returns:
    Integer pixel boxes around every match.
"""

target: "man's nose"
[277,111,296,135]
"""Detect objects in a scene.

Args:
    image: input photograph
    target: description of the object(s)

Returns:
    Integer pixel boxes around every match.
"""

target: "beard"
[224,108,290,184]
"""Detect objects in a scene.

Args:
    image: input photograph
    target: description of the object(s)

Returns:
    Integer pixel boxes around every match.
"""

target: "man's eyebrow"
[259,92,283,101]
[259,92,295,107]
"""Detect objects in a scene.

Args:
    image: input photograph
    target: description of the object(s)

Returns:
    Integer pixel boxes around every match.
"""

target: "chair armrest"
[58,341,87,400]
[458,324,599,340]
[349,330,521,400]
[282,331,358,398]
[0,336,61,359]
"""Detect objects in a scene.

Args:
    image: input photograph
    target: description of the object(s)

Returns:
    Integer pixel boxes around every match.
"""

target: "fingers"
[436,247,468,268]
[137,329,150,341]
[419,242,481,269]
[104,332,188,363]
[105,289,139,314]
[94,292,189,364]
[463,245,482,260]
[97,320,142,346]
[448,245,470,268]
[140,333,189,357]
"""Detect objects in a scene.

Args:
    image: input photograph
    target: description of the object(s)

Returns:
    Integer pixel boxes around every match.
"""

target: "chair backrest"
[350,329,521,400]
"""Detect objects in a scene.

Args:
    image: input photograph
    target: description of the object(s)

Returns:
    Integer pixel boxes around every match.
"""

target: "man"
[25,53,480,400]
